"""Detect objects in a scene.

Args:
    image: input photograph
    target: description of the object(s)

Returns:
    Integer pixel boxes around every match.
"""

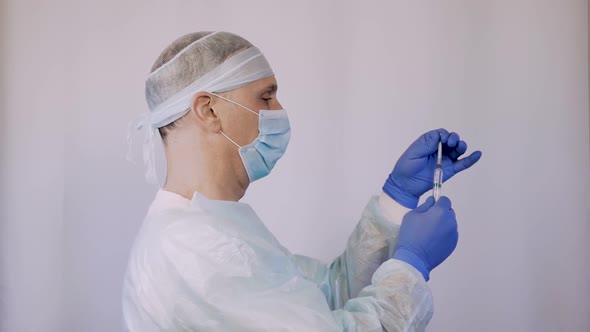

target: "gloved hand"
[383,129,482,208]
[393,196,458,282]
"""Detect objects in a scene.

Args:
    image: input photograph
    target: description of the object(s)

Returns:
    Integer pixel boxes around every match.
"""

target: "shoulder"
[122,207,226,329]
[125,206,256,305]
[142,206,255,276]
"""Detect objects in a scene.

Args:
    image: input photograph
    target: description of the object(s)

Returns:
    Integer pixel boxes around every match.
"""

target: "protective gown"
[122,190,433,331]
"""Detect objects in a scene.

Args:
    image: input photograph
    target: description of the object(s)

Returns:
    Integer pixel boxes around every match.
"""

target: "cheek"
[245,115,260,141]
[228,112,259,145]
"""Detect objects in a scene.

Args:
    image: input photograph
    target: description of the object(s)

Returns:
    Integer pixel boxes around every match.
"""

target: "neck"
[162,138,248,202]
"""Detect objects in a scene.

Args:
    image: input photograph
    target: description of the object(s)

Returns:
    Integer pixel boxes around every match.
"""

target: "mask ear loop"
[210,92,260,149]
[220,130,241,148]
[209,92,259,116]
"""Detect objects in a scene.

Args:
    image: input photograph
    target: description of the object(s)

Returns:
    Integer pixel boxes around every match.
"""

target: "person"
[122,31,482,331]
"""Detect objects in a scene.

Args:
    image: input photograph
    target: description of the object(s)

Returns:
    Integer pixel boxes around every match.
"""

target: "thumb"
[414,196,435,213]
[434,196,453,210]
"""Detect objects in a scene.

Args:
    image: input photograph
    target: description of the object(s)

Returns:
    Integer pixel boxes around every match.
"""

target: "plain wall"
[1,1,589,331]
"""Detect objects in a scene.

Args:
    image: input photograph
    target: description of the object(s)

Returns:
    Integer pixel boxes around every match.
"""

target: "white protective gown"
[122,190,433,331]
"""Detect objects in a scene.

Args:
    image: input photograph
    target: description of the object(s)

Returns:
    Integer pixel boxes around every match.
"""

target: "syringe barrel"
[432,167,443,200]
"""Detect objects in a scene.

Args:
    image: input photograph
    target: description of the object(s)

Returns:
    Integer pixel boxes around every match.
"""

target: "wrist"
[378,191,412,226]
[393,247,430,281]
[382,177,419,209]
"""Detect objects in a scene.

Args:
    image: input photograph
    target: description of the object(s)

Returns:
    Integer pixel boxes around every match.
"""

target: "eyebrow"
[262,84,278,94]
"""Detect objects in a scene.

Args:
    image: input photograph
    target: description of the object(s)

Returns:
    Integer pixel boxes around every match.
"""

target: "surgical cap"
[127,31,275,184]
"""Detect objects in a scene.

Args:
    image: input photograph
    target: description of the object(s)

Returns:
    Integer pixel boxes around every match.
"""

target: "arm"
[173,254,432,332]
[158,211,433,332]
[292,192,411,309]
[286,194,459,332]
[293,129,481,307]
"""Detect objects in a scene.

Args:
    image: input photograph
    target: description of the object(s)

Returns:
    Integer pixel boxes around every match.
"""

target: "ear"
[190,92,221,133]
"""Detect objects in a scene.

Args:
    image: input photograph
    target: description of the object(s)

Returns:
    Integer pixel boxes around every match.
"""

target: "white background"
[1,1,589,331]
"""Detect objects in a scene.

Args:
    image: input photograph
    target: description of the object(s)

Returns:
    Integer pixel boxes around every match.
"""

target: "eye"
[262,97,272,104]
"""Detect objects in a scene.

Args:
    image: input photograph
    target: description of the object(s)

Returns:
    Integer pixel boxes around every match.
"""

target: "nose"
[271,98,283,111]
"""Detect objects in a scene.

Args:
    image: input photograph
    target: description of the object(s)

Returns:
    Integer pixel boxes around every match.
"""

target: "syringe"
[432,141,443,201]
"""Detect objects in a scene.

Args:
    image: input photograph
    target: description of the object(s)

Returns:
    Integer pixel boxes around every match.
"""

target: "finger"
[450,207,457,220]
[452,231,459,251]
[407,129,449,158]
[452,150,483,174]
[435,196,452,210]
[447,132,460,148]
[438,129,450,144]
[448,140,467,160]
[447,210,458,232]
[414,196,435,213]
[456,140,467,155]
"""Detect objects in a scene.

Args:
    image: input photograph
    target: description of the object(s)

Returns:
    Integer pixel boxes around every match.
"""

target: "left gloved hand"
[393,196,458,282]
[383,129,482,208]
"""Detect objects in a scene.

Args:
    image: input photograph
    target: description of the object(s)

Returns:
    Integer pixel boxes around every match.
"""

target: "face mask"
[211,93,291,182]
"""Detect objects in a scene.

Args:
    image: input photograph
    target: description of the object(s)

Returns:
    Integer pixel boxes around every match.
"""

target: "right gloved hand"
[392,196,458,281]
[383,129,482,209]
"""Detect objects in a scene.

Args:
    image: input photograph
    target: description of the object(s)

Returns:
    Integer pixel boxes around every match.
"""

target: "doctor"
[123,31,482,331]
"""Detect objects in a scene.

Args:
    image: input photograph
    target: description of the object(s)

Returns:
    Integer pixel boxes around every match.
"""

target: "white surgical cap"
[128,36,274,185]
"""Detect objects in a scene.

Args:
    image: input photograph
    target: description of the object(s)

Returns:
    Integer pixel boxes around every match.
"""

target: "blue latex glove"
[383,129,482,208]
[393,196,458,281]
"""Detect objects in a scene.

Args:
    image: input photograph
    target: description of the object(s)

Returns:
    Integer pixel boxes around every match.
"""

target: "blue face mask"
[211,93,291,182]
